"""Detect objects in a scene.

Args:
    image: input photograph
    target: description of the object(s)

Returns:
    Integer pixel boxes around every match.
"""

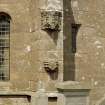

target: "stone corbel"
[43,60,58,72]
[41,10,62,31]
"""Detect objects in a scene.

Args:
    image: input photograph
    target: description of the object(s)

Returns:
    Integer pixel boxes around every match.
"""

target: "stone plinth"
[56,81,91,105]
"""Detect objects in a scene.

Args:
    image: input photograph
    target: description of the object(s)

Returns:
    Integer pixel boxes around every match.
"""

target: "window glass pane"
[0,14,10,81]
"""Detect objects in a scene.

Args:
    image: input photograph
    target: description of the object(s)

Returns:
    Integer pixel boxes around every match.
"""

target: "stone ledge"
[56,81,91,92]
[0,91,34,96]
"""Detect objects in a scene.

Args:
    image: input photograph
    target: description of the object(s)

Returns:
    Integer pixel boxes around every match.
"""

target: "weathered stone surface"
[41,10,62,31]
[0,0,105,105]
[63,0,105,104]
[0,0,63,104]
[56,82,90,105]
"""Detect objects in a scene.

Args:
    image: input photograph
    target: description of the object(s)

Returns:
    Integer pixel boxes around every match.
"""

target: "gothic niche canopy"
[41,10,62,31]
[41,0,62,31]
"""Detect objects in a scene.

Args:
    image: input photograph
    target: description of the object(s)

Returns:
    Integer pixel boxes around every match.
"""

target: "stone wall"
[0,0,105,105]
[0,0,63,93]
[67,0,105,104]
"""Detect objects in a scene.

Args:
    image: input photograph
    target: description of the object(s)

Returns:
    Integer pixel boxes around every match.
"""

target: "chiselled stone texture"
[41,10,62,31]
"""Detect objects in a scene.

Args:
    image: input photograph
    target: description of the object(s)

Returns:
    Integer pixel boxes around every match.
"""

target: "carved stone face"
[44,61,58,71]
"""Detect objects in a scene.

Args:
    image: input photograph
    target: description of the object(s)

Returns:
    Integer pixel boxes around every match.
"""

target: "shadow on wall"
[63,0,81,81]
[46,30,59,45]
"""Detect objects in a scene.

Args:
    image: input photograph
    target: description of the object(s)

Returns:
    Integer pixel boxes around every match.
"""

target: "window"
[0,13,10,80]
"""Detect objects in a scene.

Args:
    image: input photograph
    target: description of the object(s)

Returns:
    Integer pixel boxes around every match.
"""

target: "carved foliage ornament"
[41,10,62,31]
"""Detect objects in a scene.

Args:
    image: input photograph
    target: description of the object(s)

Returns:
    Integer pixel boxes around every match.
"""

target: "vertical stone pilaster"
[57,93,66,105]
[31,91,48,105]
